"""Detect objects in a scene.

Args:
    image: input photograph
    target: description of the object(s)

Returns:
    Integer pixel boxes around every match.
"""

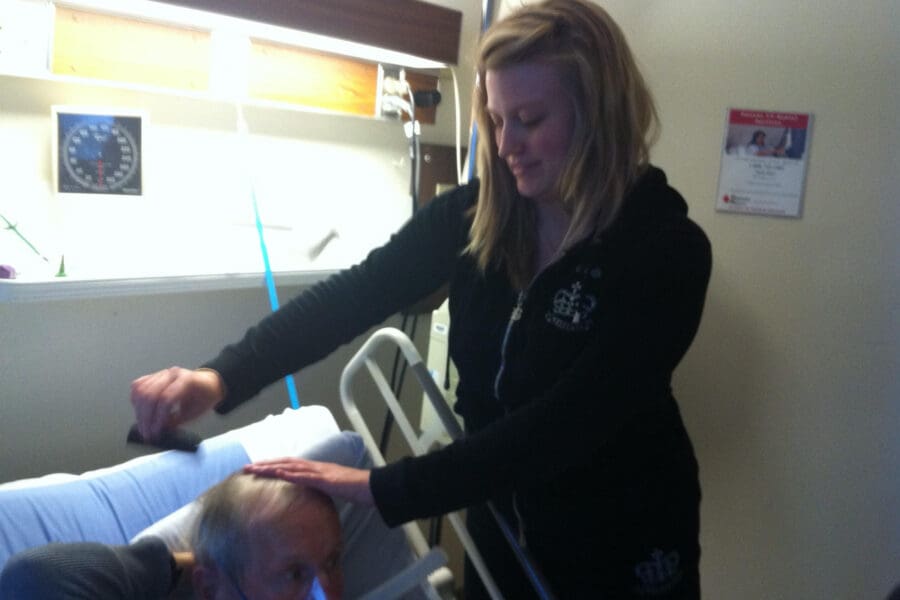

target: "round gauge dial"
[56,113,142,195]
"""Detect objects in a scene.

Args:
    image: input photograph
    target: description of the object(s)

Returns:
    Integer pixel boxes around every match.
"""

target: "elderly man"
[0,473,344,600]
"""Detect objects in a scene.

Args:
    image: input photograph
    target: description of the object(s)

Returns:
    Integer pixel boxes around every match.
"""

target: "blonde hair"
[467,0,659,289]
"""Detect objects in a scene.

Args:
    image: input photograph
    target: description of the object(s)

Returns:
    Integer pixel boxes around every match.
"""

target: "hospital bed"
[0,328,551,599]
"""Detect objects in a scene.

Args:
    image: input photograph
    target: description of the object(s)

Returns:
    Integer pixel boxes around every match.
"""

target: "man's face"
[224,497,344,600]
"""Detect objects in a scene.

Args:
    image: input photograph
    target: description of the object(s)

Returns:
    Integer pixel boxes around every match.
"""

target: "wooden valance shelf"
[156,0,463,65]
[51,5,443,121]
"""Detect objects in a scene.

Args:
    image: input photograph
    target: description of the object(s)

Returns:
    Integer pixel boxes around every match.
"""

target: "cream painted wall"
[491,1,898,598]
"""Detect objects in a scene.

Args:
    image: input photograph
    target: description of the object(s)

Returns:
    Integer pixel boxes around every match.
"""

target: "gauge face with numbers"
[56,112,142,195]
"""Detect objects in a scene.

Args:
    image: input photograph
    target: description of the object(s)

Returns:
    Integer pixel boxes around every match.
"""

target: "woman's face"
[485,61,576,205]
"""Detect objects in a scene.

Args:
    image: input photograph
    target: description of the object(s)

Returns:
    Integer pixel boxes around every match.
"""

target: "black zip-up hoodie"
[206,166,711,587]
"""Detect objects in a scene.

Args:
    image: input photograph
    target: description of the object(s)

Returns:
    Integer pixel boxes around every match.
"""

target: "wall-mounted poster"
[716,108,812,218]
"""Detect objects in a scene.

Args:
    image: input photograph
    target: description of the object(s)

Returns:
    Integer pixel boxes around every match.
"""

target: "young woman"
[133,1,712,597]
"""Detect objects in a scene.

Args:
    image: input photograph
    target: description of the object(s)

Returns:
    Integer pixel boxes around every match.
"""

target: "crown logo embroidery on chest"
[632,549,683,595]
[546,281,597,331]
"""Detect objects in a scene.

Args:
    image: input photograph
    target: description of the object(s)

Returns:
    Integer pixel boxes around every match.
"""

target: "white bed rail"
[340,327,556,600]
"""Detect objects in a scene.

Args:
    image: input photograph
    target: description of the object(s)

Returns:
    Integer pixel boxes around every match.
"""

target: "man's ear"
[191,564,221,599]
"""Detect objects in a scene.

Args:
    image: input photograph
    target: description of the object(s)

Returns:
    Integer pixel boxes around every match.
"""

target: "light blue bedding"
[0,435,249,569]
[0,427,425,599]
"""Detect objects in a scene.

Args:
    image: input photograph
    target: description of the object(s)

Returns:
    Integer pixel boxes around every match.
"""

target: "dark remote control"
[127,424,201,452]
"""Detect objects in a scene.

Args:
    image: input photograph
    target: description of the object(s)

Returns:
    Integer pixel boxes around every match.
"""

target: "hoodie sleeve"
[205,182,477,413]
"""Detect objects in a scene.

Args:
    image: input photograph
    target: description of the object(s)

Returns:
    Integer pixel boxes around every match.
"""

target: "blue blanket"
[0,435,249,569]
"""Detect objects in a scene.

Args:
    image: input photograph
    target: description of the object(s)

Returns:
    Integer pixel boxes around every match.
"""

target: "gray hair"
[191,472,334,584]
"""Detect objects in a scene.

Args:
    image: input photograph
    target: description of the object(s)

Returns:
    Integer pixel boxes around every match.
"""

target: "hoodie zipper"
[493,290,529,546]
[493,238,570,401]
[493,290,526,401]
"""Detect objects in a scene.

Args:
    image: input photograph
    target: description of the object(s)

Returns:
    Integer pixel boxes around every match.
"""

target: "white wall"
[0,0,485,281]
[0,284,433,481]
[0,75,417,280]
[575,2,897,599]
